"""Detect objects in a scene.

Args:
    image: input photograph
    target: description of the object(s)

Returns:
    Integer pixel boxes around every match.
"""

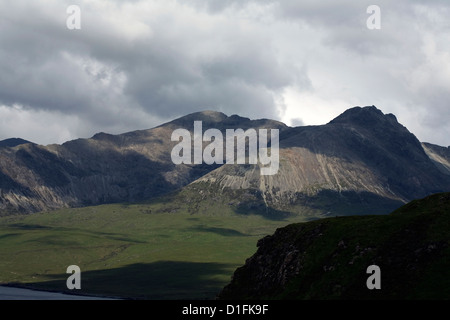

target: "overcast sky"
[0,0,449,146]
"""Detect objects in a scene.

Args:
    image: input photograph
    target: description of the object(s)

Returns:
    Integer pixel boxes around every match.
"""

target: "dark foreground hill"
[219,192,450,299]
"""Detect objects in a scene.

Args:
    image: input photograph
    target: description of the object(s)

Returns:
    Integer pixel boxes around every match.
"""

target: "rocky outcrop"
[218,192,450,299]
[422,142,450,175]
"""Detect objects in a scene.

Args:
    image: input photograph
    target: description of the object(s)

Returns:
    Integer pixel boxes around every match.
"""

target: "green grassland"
[3,187,445,300]
[0,200,311,299]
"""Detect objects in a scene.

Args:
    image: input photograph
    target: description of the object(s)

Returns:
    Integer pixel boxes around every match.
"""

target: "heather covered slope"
[219,192,450,300]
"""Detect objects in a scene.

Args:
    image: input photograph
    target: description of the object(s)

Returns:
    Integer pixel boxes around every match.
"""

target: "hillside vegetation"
[219,192,450,299]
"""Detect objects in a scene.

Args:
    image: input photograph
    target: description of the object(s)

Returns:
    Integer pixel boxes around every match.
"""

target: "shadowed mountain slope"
[186,106,450,215]
[1,106,449,216]
[0,111,285,215]
[0,138,33,148]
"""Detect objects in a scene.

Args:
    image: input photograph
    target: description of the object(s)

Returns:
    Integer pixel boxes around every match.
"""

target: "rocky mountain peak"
[329,105,399,127]
[91,132,117,142]
[166,110,228,128]
[1,106,449,216]
[0,138,34,148]
[164,110,287,133]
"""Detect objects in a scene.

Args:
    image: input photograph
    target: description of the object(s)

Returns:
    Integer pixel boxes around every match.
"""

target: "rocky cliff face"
[1,106,449,215]
[422,142,450,175]
[218,192,450,299]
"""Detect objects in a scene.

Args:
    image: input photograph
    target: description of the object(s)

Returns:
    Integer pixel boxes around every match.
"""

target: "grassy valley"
[1,190,449,299]
[0,199,310,299]
[219,192,450,299]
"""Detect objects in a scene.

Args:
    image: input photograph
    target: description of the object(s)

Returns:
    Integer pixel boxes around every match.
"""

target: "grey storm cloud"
[0,0,449,146]
[0,0,304,126]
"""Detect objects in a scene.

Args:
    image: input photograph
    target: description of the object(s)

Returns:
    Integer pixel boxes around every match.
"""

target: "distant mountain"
[218,192,450,299]
[0,111,286,215]
[0,138,33,148]
[179,106,450,216]
[0,106,449,216]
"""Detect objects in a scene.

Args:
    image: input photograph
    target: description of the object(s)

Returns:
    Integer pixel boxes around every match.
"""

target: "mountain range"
[1,106,449,216]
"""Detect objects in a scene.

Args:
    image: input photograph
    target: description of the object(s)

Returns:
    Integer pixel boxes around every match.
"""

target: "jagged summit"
[329,105,399,127]
[164,110,287,132]
[91,132,116,141]
[1,106,449,216]
[166,110,228,127]
[0,138,34,148]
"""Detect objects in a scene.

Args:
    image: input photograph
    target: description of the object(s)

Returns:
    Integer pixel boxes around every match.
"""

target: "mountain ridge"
[0,138,34,148]
[185,106,449,216]
[1,106,449,216]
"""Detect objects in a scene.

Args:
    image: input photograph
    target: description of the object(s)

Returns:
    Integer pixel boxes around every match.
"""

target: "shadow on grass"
[295,190,405,216]
[22,261,235,300]
[9,223,53,230]
[0,233,21,240]
[234,202,292,221]
[8,223,147,245]
[188,225,249,237]
[232,190,405,219]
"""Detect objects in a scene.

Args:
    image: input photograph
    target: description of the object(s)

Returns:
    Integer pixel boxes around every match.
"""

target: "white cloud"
[0,104,82,145]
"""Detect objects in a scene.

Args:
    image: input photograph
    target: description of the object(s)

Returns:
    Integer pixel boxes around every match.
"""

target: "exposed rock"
[219,192,450,299]
[422,142,450,175]
[1,106,450,216]
[190,106,450,215]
